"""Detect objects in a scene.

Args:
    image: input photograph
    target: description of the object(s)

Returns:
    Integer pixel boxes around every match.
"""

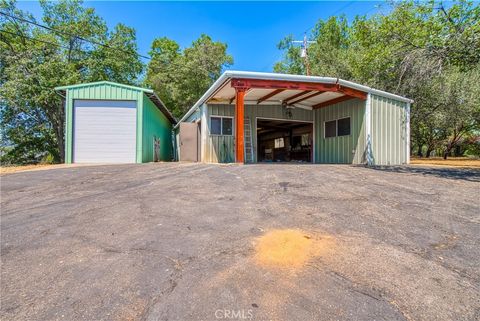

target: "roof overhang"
[175,71,413,128]
[55,81,177,124]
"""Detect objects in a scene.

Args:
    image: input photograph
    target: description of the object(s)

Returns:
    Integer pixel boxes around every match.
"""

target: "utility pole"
[292,33,315,76]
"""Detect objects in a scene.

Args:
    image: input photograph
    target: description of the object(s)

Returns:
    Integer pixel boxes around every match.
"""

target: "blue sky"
[17,1,385,72]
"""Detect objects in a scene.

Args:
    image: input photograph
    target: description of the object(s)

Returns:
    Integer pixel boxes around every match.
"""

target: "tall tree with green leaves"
[145,34,233,118]
[274,0,480,158]
[0,0,143,164]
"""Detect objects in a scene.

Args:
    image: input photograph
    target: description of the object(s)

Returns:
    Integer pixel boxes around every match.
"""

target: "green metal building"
[55,81,176,164]
[175,71,413,166]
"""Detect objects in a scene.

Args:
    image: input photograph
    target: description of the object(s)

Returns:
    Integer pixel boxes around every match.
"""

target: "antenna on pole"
[292,33,315,76]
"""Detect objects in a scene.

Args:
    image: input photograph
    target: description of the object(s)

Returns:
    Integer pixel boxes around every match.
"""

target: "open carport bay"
[1,164,479,321]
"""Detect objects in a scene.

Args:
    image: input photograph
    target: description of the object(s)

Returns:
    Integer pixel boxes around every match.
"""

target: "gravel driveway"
[1,163,479,321]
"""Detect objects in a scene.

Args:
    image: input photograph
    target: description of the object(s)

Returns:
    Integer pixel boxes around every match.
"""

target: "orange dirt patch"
[254,229,334,270]
[410,157,480,168]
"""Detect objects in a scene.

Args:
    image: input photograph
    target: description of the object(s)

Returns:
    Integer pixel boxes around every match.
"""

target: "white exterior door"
[73,100,137,163]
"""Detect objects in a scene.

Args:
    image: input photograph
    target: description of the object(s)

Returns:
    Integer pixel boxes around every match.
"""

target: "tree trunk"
[48,101,65,163]
[417,145,423,157]
[56,102,65,163]
[56,122,65,163]
[426,148,432,158]
[443,143,452,160]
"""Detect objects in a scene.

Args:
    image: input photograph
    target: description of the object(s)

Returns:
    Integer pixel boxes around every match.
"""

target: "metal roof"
[55,81,177,124]
[175,70,413,128]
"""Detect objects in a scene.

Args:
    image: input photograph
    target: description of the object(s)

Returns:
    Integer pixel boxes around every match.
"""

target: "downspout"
[406,102,411,164]
[171,128,176,161]
[365,93,373,166]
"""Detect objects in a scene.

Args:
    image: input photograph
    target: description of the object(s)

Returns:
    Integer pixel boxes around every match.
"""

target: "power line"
[0,11,151,60]
[299,1,357,38]
[273,2,380,73]
[1,29,79,53]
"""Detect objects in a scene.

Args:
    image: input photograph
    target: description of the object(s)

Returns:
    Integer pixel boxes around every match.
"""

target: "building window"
[324,117,351,138]
[222,117,233,135]
[211,117,222,135]
[325,120,336,138]
[274,138,284,149]
[210,116,233,136]
[337,117,351,136]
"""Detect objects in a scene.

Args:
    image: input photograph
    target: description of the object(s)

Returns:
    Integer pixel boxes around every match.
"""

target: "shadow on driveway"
[367,165,480,182]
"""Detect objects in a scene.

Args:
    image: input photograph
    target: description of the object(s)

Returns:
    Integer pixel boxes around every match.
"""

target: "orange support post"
[235,88,246,163]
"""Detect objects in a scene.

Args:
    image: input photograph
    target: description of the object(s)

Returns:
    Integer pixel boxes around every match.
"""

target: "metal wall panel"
[185,108,201,122]
[142,94,173,162]
[314,98,366,164]
[370,95,408,165]
[204,104,235,163]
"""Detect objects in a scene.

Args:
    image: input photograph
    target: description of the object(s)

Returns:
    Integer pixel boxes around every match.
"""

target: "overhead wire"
[271,1,381,71]
[0,11,151,60]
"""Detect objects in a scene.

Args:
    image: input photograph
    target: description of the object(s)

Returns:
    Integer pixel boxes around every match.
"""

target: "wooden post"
[235,88,246,163]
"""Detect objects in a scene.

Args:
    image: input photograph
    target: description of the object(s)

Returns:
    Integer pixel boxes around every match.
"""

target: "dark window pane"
[325,120,336,138]
[211,117,221,135]
[222,118,233,135]
[337,117,351,136]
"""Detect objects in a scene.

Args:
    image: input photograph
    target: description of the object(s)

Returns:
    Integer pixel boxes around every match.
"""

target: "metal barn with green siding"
[175,71,412,166]
[56,81,176,164]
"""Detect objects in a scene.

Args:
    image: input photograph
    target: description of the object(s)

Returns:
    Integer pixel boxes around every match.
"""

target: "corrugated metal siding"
[185,108,201,122]
[246,104,313,121]
[370,95,408,165]
[65,83,144,163]
[68,83,142,100]
[314,98,366,164]
[142,93,173,162]
[205,104,235,163]
[209,104,235,117]
[206,136,235,163]
[205,104,313,163]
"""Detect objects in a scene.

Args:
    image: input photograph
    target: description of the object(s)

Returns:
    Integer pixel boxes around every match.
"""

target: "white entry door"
[73,100,137,163]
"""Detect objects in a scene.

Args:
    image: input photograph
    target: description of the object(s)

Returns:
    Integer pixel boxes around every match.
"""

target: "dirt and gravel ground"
[410,157,480,168]
[1,163,479,321]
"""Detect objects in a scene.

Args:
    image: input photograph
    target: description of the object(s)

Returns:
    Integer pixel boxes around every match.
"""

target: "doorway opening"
[256,118,313,163]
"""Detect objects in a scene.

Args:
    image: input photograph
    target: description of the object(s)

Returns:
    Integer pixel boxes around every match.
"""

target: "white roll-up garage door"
[73,100,137,163]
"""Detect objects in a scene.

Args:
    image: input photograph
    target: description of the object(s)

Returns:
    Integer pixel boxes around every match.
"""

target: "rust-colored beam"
[313,95,356,109]
[230,78,367,102]
[338,86,367,100]
[231,78,338,92]
[257,89,285,104]
[283,90,312,104]
[235,88,246,163]
[289,91,325,105]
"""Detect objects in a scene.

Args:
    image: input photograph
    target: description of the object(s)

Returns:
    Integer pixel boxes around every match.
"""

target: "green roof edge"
[54,81,154,93]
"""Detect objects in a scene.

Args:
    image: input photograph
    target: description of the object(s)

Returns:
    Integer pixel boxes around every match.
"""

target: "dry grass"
[0,164,79,175]
[254,229,335,270]
[410,157,480,169]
